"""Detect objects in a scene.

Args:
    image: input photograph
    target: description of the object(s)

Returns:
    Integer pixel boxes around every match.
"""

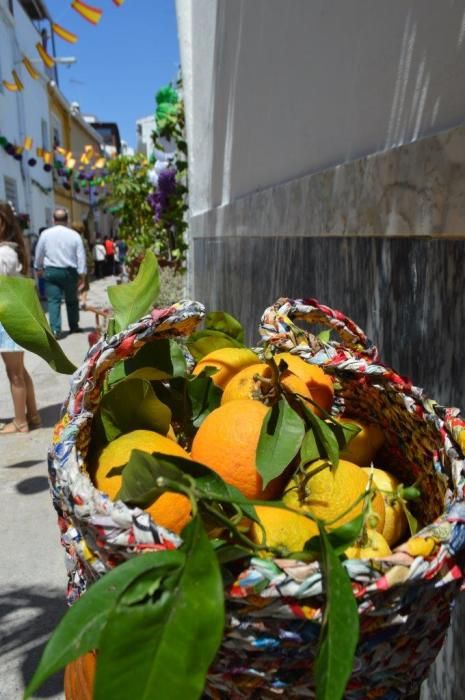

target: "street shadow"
[38,403,64,430]
[7,459,43,470]
[16,476,50,495]
[0,586,66,697]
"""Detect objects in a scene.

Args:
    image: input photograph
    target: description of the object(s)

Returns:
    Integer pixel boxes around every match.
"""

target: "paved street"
[0,276,117,700]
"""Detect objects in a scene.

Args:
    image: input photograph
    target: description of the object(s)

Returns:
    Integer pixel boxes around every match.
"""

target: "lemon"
[250,505,319,554]
[338,417,384,465]
[362,467,408,546]
[345,529,392,559]
[282,458,385,533]
[192,347,259,389]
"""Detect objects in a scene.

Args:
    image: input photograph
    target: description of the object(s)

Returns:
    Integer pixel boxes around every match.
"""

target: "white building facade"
[136,115,156,159]
[0,0,53,232]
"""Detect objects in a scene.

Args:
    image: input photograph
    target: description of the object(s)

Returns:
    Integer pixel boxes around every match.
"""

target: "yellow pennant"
[80,153,90,164]
[113,0,125,5]
[71,0,103,25]
[52,22,78,44]
[55,146,67,156]
[2,79,19,92]
[66,158,76,169]
[95,157,106,168]
[23,136,33,150]
[22,56,40,80]
[36,147,44,157]
[43,151,52,165]
[36,43,55,69]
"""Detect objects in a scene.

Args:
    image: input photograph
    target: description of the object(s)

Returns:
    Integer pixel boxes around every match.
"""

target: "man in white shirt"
[34,208,87,339]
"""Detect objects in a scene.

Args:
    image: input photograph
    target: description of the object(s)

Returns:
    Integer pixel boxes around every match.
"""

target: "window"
[41,118,49,151]
[4,177,19,212]
[51,115,62,148]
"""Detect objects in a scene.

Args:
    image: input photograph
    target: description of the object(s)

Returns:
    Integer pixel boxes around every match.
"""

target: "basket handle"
[259,297,379,362]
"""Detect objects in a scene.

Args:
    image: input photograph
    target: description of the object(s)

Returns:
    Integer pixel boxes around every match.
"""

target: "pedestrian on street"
[71,220,93,308]
[103,235,115,276]
[92,237,106,279]
[0,202,40,434]
[34,208,86,339]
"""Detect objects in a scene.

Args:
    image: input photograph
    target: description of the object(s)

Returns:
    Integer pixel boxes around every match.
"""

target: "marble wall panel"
[193,235,465,410]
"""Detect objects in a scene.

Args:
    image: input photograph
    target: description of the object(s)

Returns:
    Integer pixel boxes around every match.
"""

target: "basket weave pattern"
[49,298,465,699]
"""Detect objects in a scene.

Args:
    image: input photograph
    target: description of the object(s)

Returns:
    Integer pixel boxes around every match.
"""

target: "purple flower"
[147,168,177,221]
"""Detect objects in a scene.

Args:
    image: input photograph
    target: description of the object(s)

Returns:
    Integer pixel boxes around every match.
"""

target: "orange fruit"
[93,429,191,534]
[191,399,282,500]
[192,347,259,389]
[283,458,385,533]
[221,362,315,409]
[274,352,334,415]
[338,417,384,465]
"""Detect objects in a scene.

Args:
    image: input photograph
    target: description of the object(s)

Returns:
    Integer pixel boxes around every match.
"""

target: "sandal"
[28,414,42,430]
[0,420,29,435]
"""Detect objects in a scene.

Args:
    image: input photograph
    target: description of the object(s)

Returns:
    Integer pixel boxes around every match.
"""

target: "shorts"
[0,321,22,352]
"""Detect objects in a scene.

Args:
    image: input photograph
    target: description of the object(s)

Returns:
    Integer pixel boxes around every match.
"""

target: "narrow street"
[0,276,117,700]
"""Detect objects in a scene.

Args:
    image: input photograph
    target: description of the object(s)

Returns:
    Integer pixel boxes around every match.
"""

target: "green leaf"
[0,276,76,374]
[205,311,245,344]
[187,373,222,427]
[401,500,419,536]
[331,420,361,450]
[300,429,322,465]
[256,398,305,489]
[187,329,244,361]
[300,401,340,468]
[304,513,364,556]
[23,551,185,699]
[100,378,171,441]
[94,517,224,700]
[107,250,160,333]
[315,526,359,700]
[108,340,187,387]
[318,330,331,343]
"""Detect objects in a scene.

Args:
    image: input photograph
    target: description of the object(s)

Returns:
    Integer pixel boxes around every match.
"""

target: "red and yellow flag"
[113,0,125,5]
[71,1,103,25]
[52,22,78,44]
[36,43,55,69]
[23,56,40,80]
[2,69,24,91]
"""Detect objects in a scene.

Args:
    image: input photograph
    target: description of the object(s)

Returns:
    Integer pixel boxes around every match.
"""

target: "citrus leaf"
[330,421,361,450]
[315,525,359,700]
[400,500,419,536]
[187,373,222,427]
[124,339,186,379]
[300,429,322,465]
[187,329,243,361]
[256,398,305,489]
[93,517,224,700]
[107,250,160,333]
[304,513,364,556]
[23,551,185,699]
[300,401,340,467]
[318,330,331,343]
[205,311,245,344]
[0,276,76,374]
[100,378,171,441]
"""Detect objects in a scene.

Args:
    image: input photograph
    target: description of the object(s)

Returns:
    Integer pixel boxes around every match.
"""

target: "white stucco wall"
[0,0,53,230]
[176,0,465,216]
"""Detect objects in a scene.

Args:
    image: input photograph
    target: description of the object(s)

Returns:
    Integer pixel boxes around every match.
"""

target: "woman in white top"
[0,202,40,434]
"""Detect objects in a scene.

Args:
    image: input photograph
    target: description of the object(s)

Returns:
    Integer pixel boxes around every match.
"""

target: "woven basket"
[49,297,465,699]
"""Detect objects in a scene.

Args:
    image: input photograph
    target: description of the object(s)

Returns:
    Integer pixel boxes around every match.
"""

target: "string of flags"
[0,133,110,199]
[2,1,125,92]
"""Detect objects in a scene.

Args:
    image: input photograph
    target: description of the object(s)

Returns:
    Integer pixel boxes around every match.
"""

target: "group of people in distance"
[0,200,125,435]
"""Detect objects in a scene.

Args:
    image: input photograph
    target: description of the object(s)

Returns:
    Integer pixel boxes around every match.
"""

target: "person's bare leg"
[24,368,39,424]
[0,352,29,432]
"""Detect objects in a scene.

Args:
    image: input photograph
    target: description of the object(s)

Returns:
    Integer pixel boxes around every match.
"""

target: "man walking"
[34,208,86,339]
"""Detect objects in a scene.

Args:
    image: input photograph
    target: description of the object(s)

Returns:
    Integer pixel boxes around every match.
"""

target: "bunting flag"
[95,157,106,168]
[112,0,125,5]
[2,70,24,91]
[22,56,40,80]
[36,42,55,69]
[23,136,33,150]
[52,22,78,44]
[56,146,67,156]
[66,157,77,169]
[36,147,44,157]
[71,0,103,25]
[43,151,52,165]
